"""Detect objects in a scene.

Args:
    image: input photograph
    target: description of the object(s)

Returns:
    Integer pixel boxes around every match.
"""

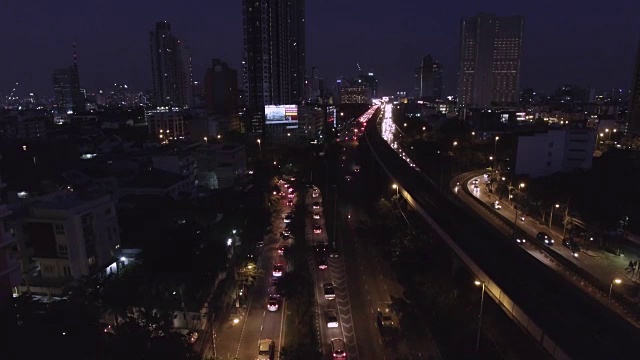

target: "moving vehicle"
[516,238,526,245]
[331,338,347,358]
[563,238,580,257]
[323,283,335,300]
[313,202,321,209]
[537,231,554,246]
[313,213,321,219]
[493,201,502,210]
[257,339,275,360]
[314,225,322,234]
[267,295,279,311]
[272,264,284,277]
[316,254,328,270]
[325,310,339,328]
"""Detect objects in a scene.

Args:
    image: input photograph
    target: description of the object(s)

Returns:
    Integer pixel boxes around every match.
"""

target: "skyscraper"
[242,0,306,126]
[149,21,193,108]
[458,13,524,108]
[415,55,444,100]
[628,37,640,132]
[204,59,238,116]
[53,46,84,114]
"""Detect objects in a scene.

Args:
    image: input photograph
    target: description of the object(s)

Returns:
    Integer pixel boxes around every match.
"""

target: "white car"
[272,264,284,277]
[257,339,275,360]
[267,296,279,311]
[493,201,502,210]
[313,213,321,219]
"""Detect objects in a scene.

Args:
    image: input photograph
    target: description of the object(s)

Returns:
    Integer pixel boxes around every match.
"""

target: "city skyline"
[1,1,639,98]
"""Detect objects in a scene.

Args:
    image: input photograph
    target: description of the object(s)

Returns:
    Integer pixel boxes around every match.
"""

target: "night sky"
[1,0,639,98]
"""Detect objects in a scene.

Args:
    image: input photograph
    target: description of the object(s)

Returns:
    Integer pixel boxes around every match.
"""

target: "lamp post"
[452,141,458,154]
[474,280,486,352]
[204,136,208,144]
[549,204,560,229]
[392,184,399,197]
[608,278,622,305]
[257,139,262,160]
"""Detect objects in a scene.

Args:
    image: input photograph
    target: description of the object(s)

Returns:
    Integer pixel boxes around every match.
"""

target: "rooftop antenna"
[73,42,78,66]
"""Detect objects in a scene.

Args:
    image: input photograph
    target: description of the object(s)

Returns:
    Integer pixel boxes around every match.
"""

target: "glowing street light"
[608,278,622,305]
[392,184,398,196]
[474,280,486,352]
[257,139,262,160]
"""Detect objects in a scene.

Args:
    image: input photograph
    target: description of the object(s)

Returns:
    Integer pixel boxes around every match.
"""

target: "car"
[256,240,264,247]
[288,187,294,193]
[493,201,502,210]
[314,225,322,234]
[473,184,479,190]
[325,310,339,328]
[313,213,321,219]
[377,307,399,329]
[537,232,554,246]
[272,264,284,277]
[257,339,275,360]
[286,200,293,206]
[312,190,319,198]
[323,283,335,300]
[287,193,295,199]
[270,277,280,285]
[331,338,347,358]
[563,238,580,257]
[267,296,279,311]
[277,245,287,255]
[472,179,479,184]
[316,256,328,270]
[283,215,292,223]
[186,330,198,343]
[483,173,489,178]
[282,228,291,236]
[313,202,321,209]
[315,242,327,255]
[345,175,352,181]
[516,237,526,245]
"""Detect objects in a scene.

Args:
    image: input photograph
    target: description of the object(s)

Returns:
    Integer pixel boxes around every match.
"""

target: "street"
[214,179,290,360]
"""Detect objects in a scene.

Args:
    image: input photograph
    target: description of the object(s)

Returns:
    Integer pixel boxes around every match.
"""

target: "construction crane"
[4,81,19,105]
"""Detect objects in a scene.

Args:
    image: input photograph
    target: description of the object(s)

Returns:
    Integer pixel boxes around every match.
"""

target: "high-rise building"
[358,73,378,99]
[53,63,84,114]
[415,55,443,100]
[204,59,238,116]
[149,21,193,108]
[242,0,306,133]
[628,37,640,132]
[458,13,524,108]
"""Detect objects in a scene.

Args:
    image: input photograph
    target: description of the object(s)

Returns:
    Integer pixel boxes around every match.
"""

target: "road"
[335,138,441,360]
[305,187,359,359]
[454,172,640,324]
[214,180,289,360]
[366,104,640,359]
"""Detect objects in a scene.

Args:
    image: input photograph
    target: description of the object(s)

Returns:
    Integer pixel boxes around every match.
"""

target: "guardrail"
[363,125,571,360]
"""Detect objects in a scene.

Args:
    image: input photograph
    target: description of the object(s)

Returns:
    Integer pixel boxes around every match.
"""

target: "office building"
[358,73,378,99]
[241,0,306,132]
[514,128,596,178]
[149,21,193,108]
[340,85,370,104]
[204,59,238,116]
[415,55,444,100]
[53,63,84,114]
[458,13,524,108]
[146,108,190,142]
[628,37,640,132]
[194,144,247,189]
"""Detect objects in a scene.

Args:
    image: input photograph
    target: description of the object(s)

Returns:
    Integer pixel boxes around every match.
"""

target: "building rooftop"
[124,168,187,189]
[32,193,112,211]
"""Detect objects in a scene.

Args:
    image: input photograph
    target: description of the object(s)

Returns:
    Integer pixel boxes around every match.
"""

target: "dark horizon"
[1,0,639,98]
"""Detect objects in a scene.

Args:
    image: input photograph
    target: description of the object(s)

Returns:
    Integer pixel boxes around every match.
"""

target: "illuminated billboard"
[265,105,298,124]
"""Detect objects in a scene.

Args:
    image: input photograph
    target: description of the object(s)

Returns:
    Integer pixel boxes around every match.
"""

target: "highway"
[364,104,640,359]
[336,137,440,360]
[214,180,289,360]
[305,186,359,359]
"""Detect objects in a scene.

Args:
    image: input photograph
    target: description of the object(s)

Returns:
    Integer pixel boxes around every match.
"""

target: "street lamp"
[608,278,622,305]
[392,184,399,196]
[257,139,262,160]
[474,280,486,352]
[452,141,458,154]
[549,204,560,229]
[204,136,208,144]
